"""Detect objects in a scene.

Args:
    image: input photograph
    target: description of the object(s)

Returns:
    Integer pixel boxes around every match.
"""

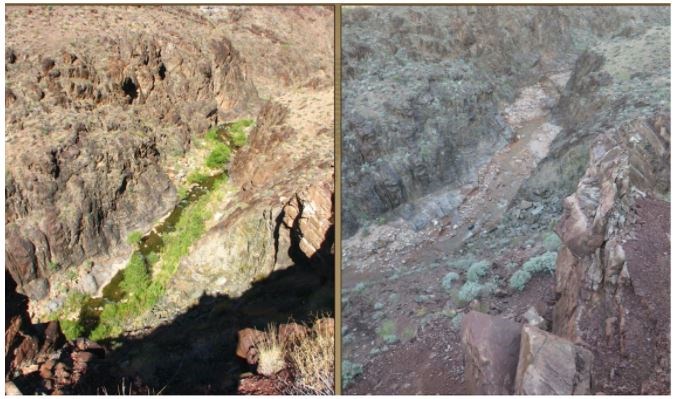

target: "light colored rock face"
[283,182,334,260]
[23,278,50,301]
[515,325,593,395]
[461,311,522,395]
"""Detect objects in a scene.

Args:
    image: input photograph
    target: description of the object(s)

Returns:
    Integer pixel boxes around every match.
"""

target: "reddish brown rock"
[515,325,593,395]
[461,311,522,394]
[236,328,265,365]
[553,117,670,394]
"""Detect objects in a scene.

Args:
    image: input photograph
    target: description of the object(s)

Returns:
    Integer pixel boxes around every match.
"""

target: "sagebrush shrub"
[442,272,460,291]
[543,233,561,251]
[466,260,490,282]
[522,251,557,274]
[509,269,532,291]
[458,281,483,303]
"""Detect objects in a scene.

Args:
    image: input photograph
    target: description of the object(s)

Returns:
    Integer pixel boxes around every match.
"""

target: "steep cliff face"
[4,5,260,299]
[342,6,667,237]
[5,5,334,311]
[5,5,334,394]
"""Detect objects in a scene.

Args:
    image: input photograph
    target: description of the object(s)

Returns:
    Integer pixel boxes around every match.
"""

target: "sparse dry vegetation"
[256,324,287,377]
[285,320,335,395]
[253,317,335,395]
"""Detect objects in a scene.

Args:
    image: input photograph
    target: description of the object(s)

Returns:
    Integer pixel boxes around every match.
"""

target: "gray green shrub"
[342,360,363,389]
[543,233,562,251]
[376,319,398,344]
[522,251,557,274]
[466,260,490,282]
[458,281,483,303]
[451,312,464,331]
[509,269,532,291]
[441,272,460,291]
[448,256,475,270]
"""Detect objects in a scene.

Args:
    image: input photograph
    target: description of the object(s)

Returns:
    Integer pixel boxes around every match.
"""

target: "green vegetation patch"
[126,231,143,246]
[48,260,60,272]
[205,142,232,169]
[187,171,209,185]
[227,118,254,147]
[89,175,227,341]
[52,291,89,341]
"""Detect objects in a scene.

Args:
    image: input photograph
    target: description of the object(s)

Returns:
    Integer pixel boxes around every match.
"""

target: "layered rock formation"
[553,114,670,395]
[548,23,670,395]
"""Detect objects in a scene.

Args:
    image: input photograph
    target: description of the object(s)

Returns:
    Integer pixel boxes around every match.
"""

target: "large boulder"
[515,325,593,395]
[461,311,522,394]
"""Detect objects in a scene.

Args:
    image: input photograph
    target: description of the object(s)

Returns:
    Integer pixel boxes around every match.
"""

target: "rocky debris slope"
[5,272,106,395]
[341,6,669,395]
[341,6,667,237]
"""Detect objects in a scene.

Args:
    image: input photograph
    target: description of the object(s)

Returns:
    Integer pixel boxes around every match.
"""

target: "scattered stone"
[520,200,533,210]
[523,306,548,330]
[515,325,594,395]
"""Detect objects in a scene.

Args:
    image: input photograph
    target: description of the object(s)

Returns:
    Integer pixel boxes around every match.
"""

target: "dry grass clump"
[252,317,334,394]
[256,324,287,377]
[285,318,335,395]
